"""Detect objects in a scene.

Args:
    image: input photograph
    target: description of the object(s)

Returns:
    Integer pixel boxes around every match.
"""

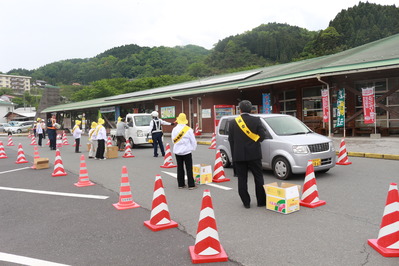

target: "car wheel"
[17,129,22,133]
[129,138,135,149]
[219,150,231,168]
[273,157,292,180]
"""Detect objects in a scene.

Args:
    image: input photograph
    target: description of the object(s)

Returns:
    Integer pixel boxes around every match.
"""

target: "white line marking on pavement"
[0,252,70,266]
[0,167,31,175]
[0,187,109,199]
[161,171,233,191]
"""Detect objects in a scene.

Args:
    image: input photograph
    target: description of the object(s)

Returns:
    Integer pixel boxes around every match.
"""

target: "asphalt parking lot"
[0,133,399,265]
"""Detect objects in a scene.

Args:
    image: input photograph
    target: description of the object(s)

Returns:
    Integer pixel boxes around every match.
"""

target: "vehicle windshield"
[134,115,152,126]
[263,116,311,136]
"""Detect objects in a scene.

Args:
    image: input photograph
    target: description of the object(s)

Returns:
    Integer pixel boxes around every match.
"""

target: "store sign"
[336,89,345,128]
[100,106,115,113]
[362,87,375,124]
[321,89,329,122]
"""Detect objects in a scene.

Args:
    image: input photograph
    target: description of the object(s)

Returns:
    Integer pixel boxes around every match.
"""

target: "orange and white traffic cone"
[52,149,67,177]
[56,134,63,148]
[212,150,230,183]
[74,154,95,187]
[300,160,326,208]
[15,143,29,164]
[30,135,37,146]
[46,139,50,145]
[160,143,176,168]
[368,183,399,257]
[189,189,228,263]
[194,123,201,136]
[336,138,352,165]
[31,145,40,169]
[113,166,140,210]
[107,136,113,147]
[0,141,8,159]
[122,141,135,158]
[62,131,69,145]
[144,175,178,231]
[208,133,216,149]
[28,131,32,139]
[7,135,14,146]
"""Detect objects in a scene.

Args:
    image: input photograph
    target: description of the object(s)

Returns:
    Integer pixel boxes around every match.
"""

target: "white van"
[111,113,153,148]
[216,114,337,180]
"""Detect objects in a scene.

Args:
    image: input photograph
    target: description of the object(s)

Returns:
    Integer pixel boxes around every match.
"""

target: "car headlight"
[293,145,309,154]
[330,141,335,151]
[136,130,144,137]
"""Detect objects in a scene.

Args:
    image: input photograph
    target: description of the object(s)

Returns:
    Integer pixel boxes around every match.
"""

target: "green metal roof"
[43,33,399,113]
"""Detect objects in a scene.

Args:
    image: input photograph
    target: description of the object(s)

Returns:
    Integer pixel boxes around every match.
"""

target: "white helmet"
[151,111,159,117]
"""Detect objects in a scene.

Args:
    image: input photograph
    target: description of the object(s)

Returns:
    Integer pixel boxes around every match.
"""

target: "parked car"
[110,113,153,148]
[5,121,35,134]
[215,114,337,180]
[0,123,11,133]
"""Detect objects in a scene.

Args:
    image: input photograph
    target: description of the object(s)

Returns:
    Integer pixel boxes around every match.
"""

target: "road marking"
[0,252,70,266]
[0,187,109,199]
[161,171,233,191]
[0,167,31,175]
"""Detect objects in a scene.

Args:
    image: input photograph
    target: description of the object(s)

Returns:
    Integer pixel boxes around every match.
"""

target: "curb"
[338,151,399,160]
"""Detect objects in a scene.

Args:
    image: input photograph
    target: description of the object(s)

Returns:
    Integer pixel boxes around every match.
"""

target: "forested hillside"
[3,2,398,104]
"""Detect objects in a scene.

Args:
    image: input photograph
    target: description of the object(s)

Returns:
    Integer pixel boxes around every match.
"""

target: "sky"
[1,0,397,73]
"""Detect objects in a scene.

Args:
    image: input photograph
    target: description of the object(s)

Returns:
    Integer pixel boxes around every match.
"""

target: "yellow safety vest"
[173,126,190,144]
[235,115,260,142]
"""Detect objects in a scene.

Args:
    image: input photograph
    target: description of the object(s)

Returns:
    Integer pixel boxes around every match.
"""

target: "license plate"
[312,158,321,166]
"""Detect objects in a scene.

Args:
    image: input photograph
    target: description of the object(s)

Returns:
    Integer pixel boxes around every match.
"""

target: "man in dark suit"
[228,100,268,208]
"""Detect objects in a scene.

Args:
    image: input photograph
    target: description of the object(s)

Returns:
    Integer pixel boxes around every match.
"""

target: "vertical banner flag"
[336,89,345,127]
[362,87,375,124]
[82,113,86,131]
[321,89,329,122]
[262,93,271,114]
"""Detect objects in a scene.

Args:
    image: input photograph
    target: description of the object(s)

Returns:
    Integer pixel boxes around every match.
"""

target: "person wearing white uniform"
[95,118,107,160]
[72,120,82,153]
[88,122,97,158]
[36,118,45,147]
[171,113,197,189]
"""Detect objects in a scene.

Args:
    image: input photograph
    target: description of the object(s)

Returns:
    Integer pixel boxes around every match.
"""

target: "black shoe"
[257,204,266,207]
[75,151,81,153]
[178,185,187,189]
[244,204,250,209]
[153,155,158,157]
[188,186,197,190]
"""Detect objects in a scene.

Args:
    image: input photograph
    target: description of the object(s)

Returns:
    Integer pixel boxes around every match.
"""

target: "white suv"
[216,114,336,179]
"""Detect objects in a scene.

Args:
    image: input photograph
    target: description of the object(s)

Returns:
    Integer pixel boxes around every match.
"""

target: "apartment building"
[0,74,31,93]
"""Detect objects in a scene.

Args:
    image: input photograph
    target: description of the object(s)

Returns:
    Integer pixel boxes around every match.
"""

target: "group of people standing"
[39,100,266,207]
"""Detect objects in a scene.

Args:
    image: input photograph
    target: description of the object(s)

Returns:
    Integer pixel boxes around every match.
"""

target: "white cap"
[151,111,159,117]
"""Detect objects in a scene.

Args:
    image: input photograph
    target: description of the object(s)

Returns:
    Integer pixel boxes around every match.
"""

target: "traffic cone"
[30,135,37,145]
[56,134,63,148]
[62,131,70,145]
[52,149,67,177]
[28,131,32,139]
[160,143,176,168]
[212,150,230,183]
[15,143,29,164]
[46,139,50,145]
[144,175,178,231]
[194,123,201,136]
[300,160,326,208]
[31,145,40,169]
[113,166,140,210]
[122,140,135,158]
[107,136,113,147]
[0,141,8,159]
[368,183,399,257]
[209,133,216,149]
[7,135,14,146]
[74,154,95,187]
[336,138,352,165]
[189,189,228,263]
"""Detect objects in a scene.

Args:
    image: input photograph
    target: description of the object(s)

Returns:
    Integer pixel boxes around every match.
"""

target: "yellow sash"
[173,126,190,144]
[72,125,78,133]
[235,115,260,142]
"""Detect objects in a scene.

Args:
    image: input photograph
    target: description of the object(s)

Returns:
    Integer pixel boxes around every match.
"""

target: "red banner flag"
[361,87,375,124]
[321,89,329,122]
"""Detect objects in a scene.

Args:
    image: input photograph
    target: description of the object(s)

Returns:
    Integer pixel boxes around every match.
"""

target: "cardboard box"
[34,157,49,169]
[106,146,118,159]
[264,182,300,214]
[193,164,212,184]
